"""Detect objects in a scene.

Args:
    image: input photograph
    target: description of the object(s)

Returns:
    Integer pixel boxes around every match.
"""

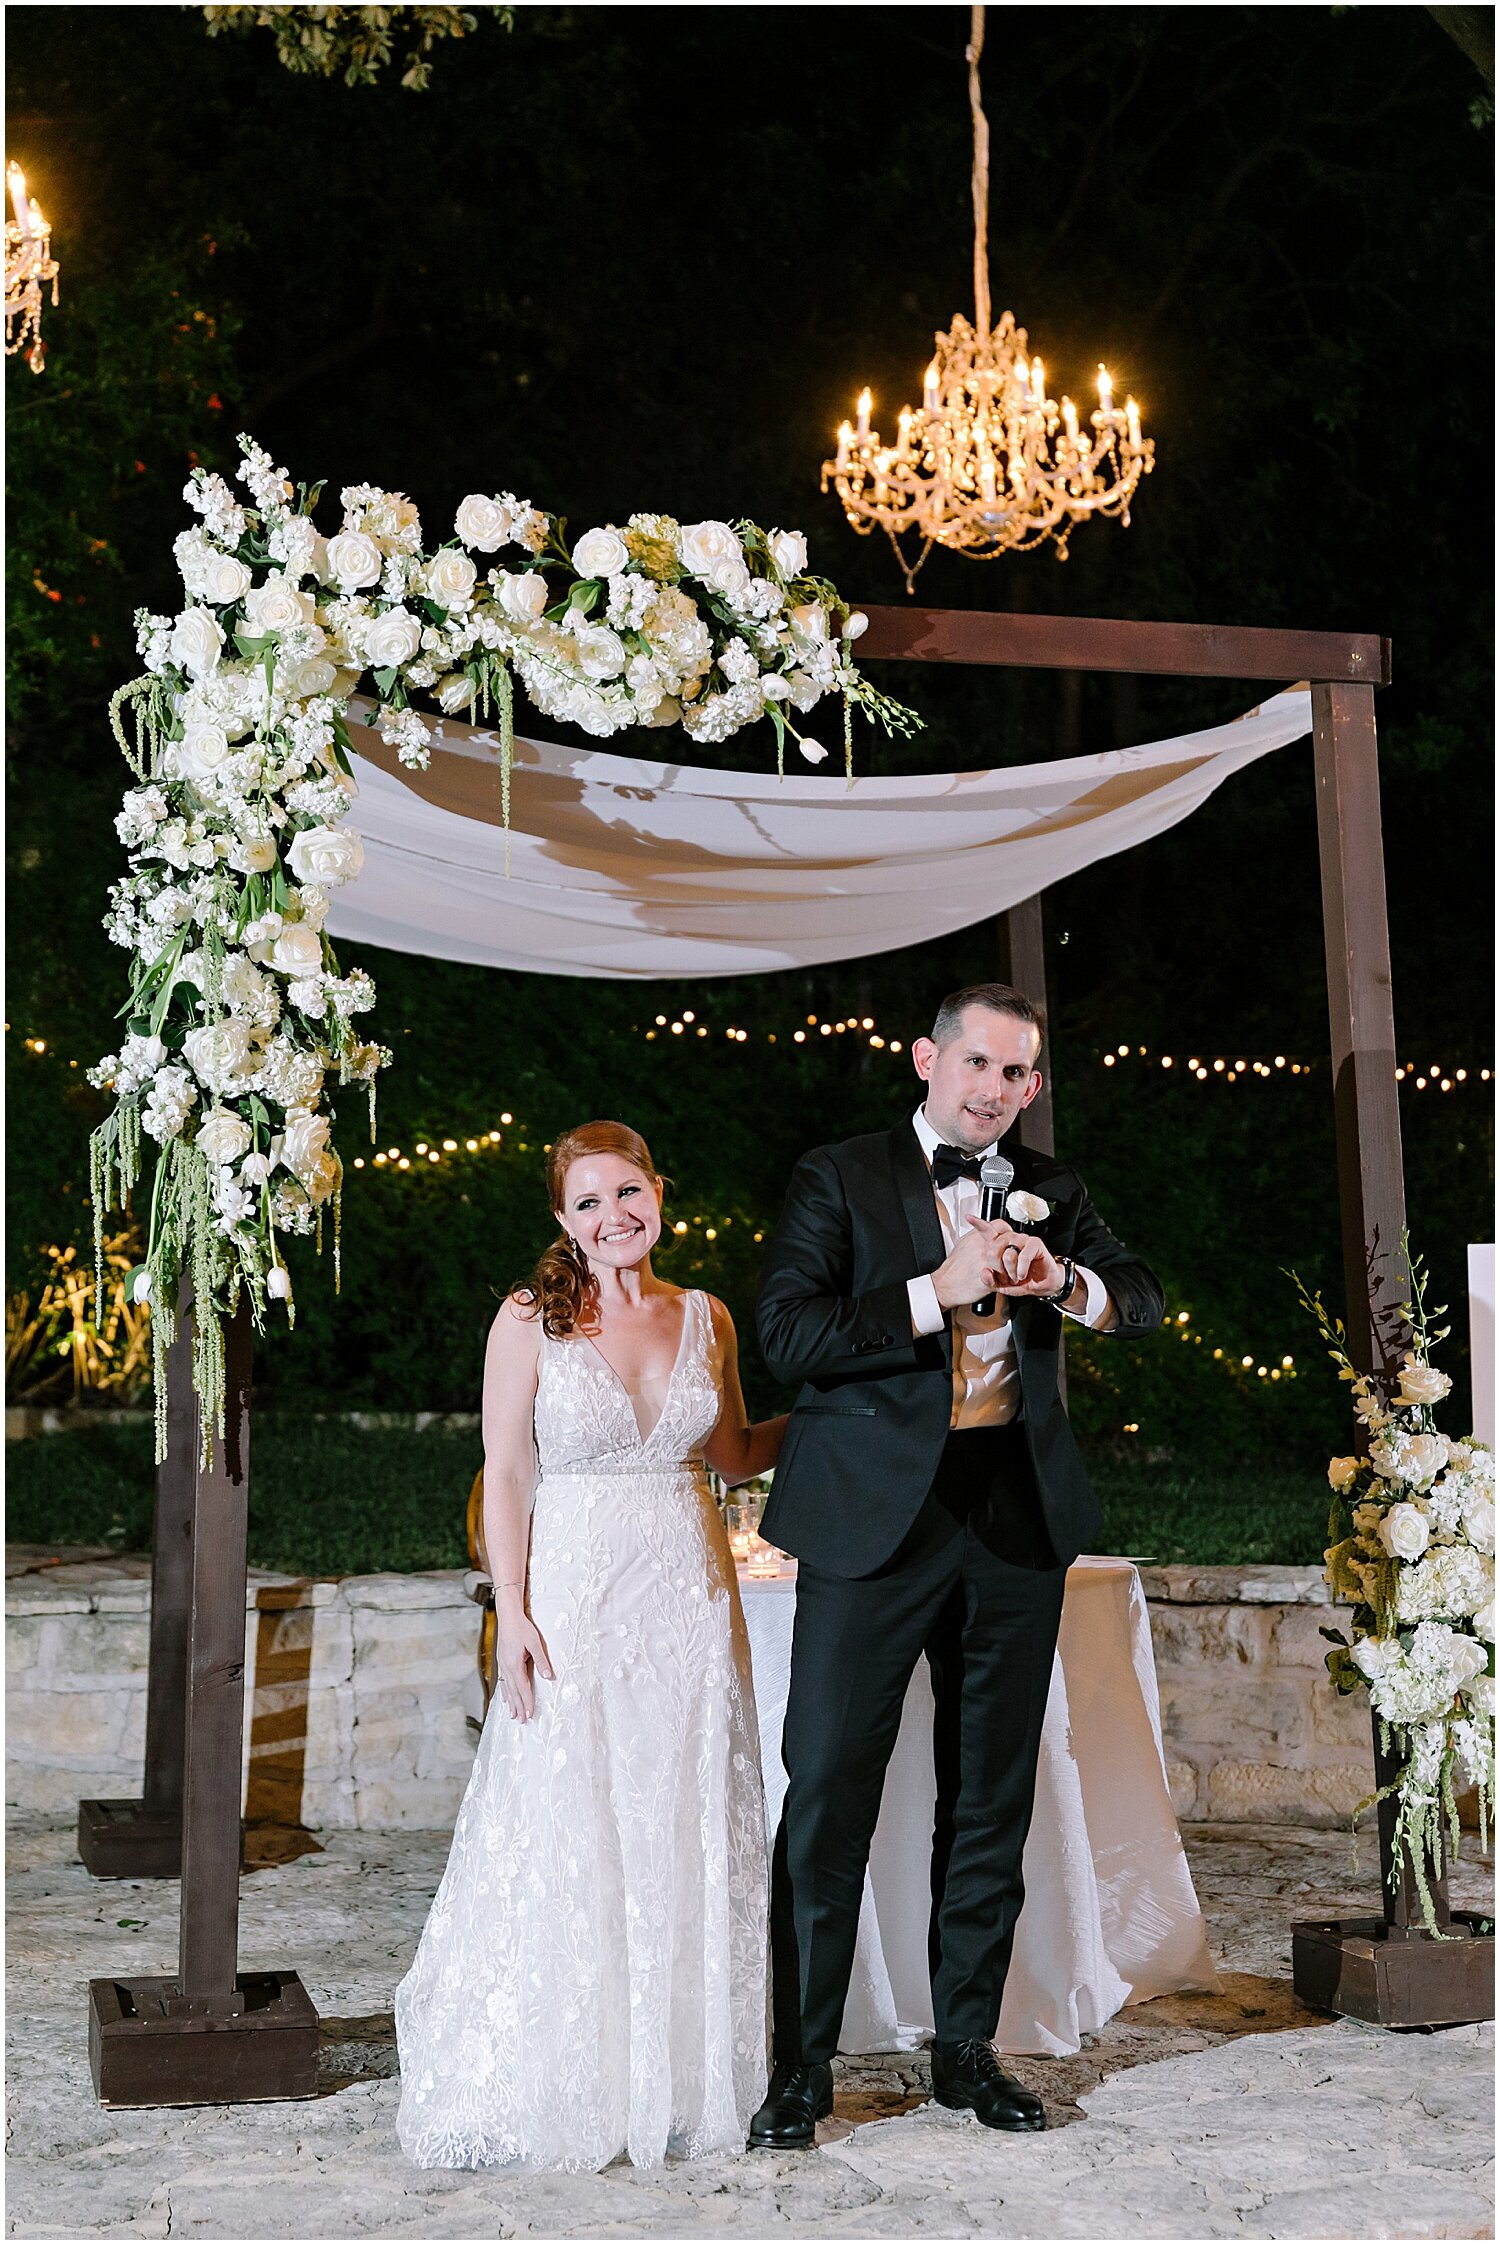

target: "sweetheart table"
[736,1554,1221,2056]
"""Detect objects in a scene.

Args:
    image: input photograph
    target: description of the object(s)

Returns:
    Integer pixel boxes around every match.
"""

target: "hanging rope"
[967,4,991,336]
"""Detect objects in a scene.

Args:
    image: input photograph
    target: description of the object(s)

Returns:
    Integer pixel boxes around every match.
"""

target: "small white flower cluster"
[1308,1276,1496,1901]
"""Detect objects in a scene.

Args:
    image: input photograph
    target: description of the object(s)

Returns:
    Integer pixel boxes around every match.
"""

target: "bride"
[396,1120,785,2171]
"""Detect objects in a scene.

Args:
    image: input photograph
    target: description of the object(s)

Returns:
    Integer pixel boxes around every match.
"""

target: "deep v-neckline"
[576,1291,695,1449]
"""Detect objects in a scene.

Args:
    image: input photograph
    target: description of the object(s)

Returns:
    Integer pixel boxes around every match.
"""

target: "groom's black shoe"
[930,2039,1046,2131]
[747,2060,834,2149]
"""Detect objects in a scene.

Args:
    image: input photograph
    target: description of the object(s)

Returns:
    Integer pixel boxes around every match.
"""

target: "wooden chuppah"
[81,599,1487,2106]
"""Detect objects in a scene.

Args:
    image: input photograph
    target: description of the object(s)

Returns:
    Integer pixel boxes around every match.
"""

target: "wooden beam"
[1311,681,1409,1385]
[859,604,1391,686]
[996,893,1055,1156]
[175,1298,254,2013]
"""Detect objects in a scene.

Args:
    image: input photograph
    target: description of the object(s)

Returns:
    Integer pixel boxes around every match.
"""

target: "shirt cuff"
[907,1272,945,1337]
[1064,1264,1112,1330]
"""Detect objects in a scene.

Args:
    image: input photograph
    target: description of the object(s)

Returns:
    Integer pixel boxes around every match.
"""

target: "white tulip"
[798,737,829,764]
[266,1263,293,1302]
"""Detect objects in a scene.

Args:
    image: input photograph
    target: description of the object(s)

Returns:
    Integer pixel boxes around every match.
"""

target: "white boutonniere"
[1005,1190,1051,1227]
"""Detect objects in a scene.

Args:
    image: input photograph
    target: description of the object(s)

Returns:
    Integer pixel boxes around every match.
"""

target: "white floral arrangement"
[90,432,919,1458]
[1296,1251,1494,1930]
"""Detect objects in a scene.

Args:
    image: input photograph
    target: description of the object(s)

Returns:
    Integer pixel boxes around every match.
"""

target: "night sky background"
[6,5,1493,1463]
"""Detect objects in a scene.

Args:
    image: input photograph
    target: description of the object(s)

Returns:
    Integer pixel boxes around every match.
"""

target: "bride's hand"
[494,1588,555,1723]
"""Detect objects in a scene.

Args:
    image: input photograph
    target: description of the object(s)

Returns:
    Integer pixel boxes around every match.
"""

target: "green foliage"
[201,6,510,92]
[4,1422,1327,1577]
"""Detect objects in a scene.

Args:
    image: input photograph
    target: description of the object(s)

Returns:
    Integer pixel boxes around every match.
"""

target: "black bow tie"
[931,1145,984,1190]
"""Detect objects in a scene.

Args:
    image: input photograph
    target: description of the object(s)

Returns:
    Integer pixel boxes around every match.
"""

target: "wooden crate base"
[1291,1911,1495,2028]
[77,1799,181,1881]
[88,1972,319,2106]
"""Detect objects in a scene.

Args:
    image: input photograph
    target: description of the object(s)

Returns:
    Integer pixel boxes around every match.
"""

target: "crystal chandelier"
[5,160,59,375]
[822,5,1154,593]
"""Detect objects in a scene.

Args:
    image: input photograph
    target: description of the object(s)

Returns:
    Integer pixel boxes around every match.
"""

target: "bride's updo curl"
[515,1120,665,1339]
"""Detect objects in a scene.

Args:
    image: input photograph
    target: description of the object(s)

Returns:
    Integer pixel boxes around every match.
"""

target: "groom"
[749,982,1163,2147]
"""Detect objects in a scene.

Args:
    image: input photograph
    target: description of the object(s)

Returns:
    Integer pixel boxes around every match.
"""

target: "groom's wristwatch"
[1041,1256,1077,1310]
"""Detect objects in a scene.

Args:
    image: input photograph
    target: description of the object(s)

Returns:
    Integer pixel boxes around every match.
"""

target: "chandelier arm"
[967,4,990,338]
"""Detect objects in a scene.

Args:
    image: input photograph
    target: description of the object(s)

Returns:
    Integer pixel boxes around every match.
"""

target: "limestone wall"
[5,1556,1375,1830]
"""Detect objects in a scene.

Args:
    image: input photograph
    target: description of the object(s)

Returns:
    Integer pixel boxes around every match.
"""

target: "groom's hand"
[931,1218,1011,1309]
[989,1225,1066,1297]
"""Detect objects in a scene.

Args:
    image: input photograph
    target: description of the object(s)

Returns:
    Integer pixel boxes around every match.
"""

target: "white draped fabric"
[326,690,1313,979]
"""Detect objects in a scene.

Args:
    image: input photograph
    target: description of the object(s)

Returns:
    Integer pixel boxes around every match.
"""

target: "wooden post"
[1291,679,1490,2022]
[77,1286,194,1879]
[997,892,1055,1155]
[88,1296,318,2105]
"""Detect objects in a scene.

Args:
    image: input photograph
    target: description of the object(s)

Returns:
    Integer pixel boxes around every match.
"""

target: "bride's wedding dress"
[395,1288,769,2171]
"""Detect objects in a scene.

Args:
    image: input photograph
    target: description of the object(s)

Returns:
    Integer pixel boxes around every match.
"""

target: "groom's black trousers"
[770,1423,1068,2061]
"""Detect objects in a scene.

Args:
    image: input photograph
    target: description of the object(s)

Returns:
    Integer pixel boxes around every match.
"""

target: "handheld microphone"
[971,1153,1015,1319]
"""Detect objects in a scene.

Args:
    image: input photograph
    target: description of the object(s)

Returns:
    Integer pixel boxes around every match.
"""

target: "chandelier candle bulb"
[7,161,30,238]
[856,387,872,438]
[924,358,941,411]
[1126,396,1142,451]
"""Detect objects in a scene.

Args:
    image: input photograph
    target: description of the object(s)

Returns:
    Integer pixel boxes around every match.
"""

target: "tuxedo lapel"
[887,1121,944,1270]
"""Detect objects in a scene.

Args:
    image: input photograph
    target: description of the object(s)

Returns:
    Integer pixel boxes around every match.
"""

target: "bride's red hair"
[514,1120,664,1340]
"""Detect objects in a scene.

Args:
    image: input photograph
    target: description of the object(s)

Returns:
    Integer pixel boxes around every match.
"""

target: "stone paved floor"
[5,1818,1493,2240]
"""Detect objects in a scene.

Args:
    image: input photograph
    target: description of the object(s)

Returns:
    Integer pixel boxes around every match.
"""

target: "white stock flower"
[142,1066,197,1142]
[325,530,384,591]
[423,549,478,610]
[1377,1503,1430,1561]
[1394,1543,1493,1623]
[364,608,422,666]
[196,1107,253,1166]
[1397,1354,1453,1408]
[455,494,514,551]
[572,527,629,577]
[768,529,808,577]
[169,608,225,678]
[280,1108,331,1179]
[493,570,548,624]
[678,520,742,576]
[221,954,277,1021]
[269,923,324,978]
[1328,1456,1361,1493]
[243,574,317,637]
[287,824,365,888]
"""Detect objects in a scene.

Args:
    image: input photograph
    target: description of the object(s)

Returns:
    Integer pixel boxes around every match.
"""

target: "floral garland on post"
[89,433,921,1461]
[1295,1248,1495,1932]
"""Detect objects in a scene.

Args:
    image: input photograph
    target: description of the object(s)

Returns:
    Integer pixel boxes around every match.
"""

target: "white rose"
[1377,1503,1431,1562]
[325,530,384,591]
[678,520,742,576]
[1405,1432,1448,1486]
[269,922,324,978]
[231,833,279,875]
[493,570,549,624]
[842,609,870,641]
[454,494,513,552]
[200,553,252,606]
[704,555,751,600]
[280,1109,331,1178]
[789,601,830,642]
[285,654,338,699]
[266,1263,293,1302]
[1328,1456,1361,1494]
[304,1147,342,1206]
[1463,1494,1496,1554]
[1005,1190,1051,1225]
[196,1107,253,1166]
[424,549,478,610]
[769,529,808,577]
[243,575,316,637]
[287,824,364,888]
[572,527,629,578]
[1396,1356,1453,1408]
[363,608,423,667]
[171,722,233,781]
[182,1018,254,1093]
[168,608,225,678]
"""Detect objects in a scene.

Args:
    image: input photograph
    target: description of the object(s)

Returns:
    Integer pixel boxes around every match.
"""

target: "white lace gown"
[395,1289,770,2172]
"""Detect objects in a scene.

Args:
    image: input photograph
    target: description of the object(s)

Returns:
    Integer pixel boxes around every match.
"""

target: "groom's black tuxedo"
[757,1123,1164,1577]
[755,1115,1162,2065]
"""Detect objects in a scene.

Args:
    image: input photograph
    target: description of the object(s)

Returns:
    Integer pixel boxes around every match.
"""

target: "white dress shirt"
[905,1107,1112,1429]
